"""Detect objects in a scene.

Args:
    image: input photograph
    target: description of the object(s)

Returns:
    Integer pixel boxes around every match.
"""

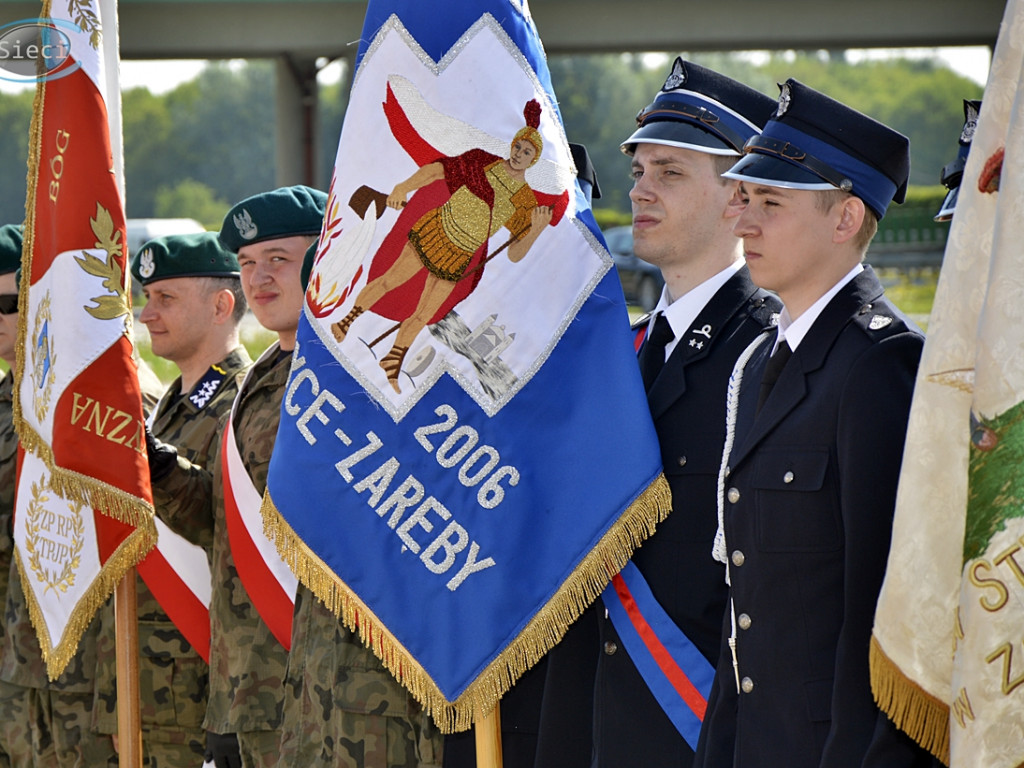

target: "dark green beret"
[0,224,24,275]
[219,185,327,253]
[131,231,240,286]
[301,239,320,292]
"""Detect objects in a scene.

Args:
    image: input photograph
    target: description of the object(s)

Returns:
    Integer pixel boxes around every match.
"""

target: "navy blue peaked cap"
[621,57,775,157]
[935,99,981,222]
[725,79,910,220]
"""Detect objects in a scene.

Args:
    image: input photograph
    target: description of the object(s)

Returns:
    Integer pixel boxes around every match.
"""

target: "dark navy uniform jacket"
[695,267,934,768]
[537,265,774,768]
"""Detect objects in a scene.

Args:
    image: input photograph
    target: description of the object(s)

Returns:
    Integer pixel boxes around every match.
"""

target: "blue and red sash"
[602,560,714,749]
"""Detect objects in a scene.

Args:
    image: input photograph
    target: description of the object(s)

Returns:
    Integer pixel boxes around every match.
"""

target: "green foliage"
[0,50,987,228]
[153,179,231,230]
[0,91,35,225]
[592,208,631,230]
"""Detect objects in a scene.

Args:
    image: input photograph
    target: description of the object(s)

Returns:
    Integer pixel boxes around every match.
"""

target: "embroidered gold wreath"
[75,204,131,336]
[30,292,57,424]
[25,477,85,595]
[66,0,102,49]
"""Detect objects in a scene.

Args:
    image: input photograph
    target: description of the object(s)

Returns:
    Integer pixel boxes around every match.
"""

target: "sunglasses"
[0,294,18,315]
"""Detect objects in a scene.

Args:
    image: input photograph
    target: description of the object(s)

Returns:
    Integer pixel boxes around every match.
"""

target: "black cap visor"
[934,186,959,222]
[622,120,741,157]
[723,152,837,190]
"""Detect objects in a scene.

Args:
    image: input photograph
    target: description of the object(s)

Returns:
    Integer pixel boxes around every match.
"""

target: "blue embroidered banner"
[261,0,670,731]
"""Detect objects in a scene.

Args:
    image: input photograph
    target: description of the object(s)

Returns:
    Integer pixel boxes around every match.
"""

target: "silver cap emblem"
[233,209,258,241]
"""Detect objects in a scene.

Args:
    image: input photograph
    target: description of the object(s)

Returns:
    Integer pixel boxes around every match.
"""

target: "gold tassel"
[870,635,950,766]
[261,473,671,733]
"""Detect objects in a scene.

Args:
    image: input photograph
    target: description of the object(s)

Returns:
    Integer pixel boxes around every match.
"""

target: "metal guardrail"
[866,201,948,270]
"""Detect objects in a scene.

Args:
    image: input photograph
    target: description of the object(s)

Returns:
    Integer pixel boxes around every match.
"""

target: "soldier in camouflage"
[277,240,444,768]
[280,585,444,768]
[93,232,253,767]
[148,187,325,768]
[0,226,23,768]
[0,224,126,768]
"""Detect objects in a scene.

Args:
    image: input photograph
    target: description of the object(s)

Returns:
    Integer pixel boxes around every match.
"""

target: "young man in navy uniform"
[695,80,935,768]
[536,58,781,768]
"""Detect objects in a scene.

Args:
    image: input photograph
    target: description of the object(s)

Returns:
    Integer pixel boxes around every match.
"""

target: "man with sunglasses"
[694,81,935,767]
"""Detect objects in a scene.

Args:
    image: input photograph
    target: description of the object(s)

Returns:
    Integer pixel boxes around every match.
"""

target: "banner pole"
[115,569,143,768]
[474,703,503,768]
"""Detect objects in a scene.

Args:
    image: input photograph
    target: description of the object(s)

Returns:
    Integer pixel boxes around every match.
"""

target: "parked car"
[603,225,664,311]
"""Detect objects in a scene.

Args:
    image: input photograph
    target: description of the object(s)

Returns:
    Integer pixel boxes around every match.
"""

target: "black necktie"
[640,314,673,390]
[757,340,792,413]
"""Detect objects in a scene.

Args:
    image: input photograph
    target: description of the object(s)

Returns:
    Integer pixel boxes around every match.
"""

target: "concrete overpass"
[2,0,1005,186]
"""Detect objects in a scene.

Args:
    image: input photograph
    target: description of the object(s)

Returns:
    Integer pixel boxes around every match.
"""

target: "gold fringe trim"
[11,0,157,679]
[261,473,671,733]
[870,635,950,766]
[13,8,47,426]
[15,420,156,528]
[19,522,156,680]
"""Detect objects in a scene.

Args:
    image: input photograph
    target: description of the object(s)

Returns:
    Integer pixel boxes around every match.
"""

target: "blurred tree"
[0,91,33,225]
[317,61,349,187]
[751,51,983,186]
[0,51,987,224]
[123,86,176,215]
[153,179,231,229]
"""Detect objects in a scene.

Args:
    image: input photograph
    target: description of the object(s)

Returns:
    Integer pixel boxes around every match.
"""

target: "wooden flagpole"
[474,703,503,768]
[114,568,143,768]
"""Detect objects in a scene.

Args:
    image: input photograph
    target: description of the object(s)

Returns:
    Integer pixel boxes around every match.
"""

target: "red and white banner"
[14,0,156,678]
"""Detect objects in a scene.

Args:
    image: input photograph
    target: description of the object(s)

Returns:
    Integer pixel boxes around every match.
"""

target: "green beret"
[131,232,240,286]
[301,239,319,292]
[0,224,24,275]
[219,185,327,253]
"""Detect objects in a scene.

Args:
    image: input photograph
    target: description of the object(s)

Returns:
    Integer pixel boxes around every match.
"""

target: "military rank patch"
[189,364,227,409]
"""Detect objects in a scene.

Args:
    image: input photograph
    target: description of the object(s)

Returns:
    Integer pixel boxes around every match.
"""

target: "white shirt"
[773,264,863,354]
[647,261,744,361]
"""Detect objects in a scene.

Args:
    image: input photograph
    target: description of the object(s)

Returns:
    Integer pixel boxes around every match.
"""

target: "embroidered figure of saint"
[332,97,561,394]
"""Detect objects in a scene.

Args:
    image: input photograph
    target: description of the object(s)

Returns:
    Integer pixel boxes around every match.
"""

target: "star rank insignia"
[687,323,713,351]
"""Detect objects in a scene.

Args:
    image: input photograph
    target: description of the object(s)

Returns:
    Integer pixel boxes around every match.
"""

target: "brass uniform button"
[603,641,617,656]
[783,471,794,484]
[677,456,687,467]
[727,487,740,503]
[741,676,754,693]
[738,613,752,630]
[731,550,745,567]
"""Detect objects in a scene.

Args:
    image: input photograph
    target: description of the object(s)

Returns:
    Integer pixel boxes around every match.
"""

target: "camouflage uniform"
[94,348,252,767]
[0,371,20,768]
[155,344,292,767]
[0,364,166,768]
[279,585,443,768]
[0,567,116,768]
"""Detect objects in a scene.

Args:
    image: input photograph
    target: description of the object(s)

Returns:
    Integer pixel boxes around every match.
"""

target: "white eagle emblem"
[869,315,893,330]
[776,83,792,117]
[138,248,155,279]
[962,102,980,144]
[662,58,686,92]
[233,208,258,241]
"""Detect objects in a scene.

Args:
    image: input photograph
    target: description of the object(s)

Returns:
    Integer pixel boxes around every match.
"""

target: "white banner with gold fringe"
[14,0,155,678]
[871,1,1024,763]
